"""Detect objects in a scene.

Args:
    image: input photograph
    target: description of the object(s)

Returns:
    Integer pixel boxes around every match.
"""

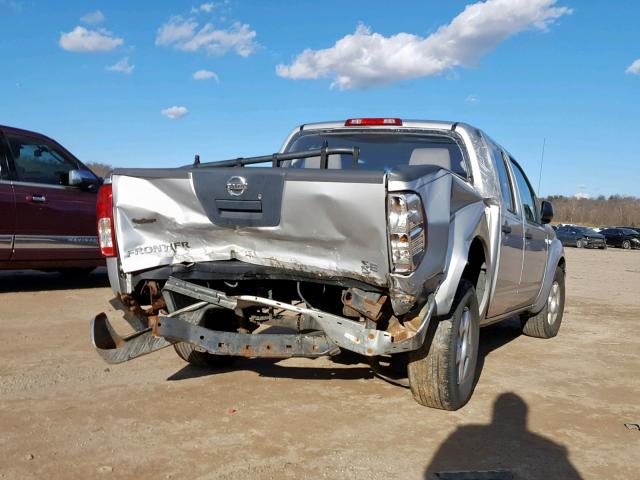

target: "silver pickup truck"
[92,118,565,410]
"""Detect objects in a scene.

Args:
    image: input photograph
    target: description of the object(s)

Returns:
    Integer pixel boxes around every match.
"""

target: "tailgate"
[112,168,390,286]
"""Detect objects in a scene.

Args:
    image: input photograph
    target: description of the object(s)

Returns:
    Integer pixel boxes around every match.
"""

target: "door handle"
[28,194,47,204]
[525,231,533,240]
[501,224,512,234]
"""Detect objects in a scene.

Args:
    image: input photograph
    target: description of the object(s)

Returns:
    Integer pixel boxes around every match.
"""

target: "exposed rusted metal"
[91,313,171,364]
[342,288,387,321]
[155,313,338,358]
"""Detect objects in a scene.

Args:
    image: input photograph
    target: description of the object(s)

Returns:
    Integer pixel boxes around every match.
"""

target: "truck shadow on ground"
[167,352,375,382]
[166,318,524,385]
[423,392,583,479]
[0,268,109,292]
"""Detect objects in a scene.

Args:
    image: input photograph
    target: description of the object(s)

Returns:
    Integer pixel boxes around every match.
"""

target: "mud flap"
[91,312,171,364]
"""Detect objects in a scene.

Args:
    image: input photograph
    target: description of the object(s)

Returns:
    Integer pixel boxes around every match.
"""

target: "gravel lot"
[0,248,638,479]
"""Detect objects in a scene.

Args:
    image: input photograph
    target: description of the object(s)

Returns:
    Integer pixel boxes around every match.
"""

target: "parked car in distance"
[555,225,607,249]
[600,228,640,250]
[613,226,640,235]
[0,125,105,274]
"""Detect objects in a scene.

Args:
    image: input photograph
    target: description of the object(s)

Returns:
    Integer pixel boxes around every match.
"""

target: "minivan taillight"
[96,184,116,257]
[387,193,426,273]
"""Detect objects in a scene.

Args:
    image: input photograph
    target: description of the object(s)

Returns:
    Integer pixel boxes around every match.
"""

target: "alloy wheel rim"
[456,308,472,384]
[547,281,561,326]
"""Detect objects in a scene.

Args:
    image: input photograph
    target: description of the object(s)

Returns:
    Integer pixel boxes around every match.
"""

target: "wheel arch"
[460,236,490,317]
[530,239,566,315]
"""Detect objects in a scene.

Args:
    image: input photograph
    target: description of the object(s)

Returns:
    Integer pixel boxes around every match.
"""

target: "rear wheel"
[407,280,479,410]
[622,240,631,250]
[521,266,565,339]
[173,307,238,368]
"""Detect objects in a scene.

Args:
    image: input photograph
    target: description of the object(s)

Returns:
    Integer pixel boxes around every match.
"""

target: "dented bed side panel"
[112,171,390,286]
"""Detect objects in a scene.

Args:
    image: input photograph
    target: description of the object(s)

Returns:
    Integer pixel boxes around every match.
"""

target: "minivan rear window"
[284,132,468,177]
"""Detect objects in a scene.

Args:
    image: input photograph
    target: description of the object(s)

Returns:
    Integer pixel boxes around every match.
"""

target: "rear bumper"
[91,277,436,364]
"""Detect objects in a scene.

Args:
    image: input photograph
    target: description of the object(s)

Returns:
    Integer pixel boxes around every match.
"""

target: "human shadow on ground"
[0,267,109,292]
[424,393,583,480]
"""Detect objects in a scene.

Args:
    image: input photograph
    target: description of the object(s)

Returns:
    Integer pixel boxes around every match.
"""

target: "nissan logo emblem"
[226,176,248,196]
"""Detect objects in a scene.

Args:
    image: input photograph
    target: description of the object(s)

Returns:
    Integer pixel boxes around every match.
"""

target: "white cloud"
[156,16,257,57]
[466,94,479,104]
[59,26,123,52]
[191,2,215,13]
[626,58,640,75]
[277,0,571,89]
[161,106,189,120]
[193,69,219,81]
[106,57,134,74]
[81,10,105,25]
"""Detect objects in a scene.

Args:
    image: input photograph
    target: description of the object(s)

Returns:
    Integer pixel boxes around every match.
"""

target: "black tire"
[622,240,631,250]
[521,266,565,339]
[599,244,607,250]
[173,307,238,368]
[576,238,586,248]
[173,342,236,368]
[407,280,480,410]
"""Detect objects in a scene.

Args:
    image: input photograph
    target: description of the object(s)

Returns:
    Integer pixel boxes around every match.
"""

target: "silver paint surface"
[109,120,564,322]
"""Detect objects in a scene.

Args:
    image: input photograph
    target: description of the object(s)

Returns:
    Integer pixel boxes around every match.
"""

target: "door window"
[487,140,515,212]
[509,159,539,224]
[7,134,78,185]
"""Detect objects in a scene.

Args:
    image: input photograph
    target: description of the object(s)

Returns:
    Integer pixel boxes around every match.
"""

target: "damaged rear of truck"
[92,119,565,410]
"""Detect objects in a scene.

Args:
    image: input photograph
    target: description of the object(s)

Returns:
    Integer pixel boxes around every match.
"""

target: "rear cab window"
[283,131,469,178]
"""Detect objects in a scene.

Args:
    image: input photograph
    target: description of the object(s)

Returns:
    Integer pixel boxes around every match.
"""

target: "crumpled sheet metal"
[112,173,390,286]
[454,124,501,201]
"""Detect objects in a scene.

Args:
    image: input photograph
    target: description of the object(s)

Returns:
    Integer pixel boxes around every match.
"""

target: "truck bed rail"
[194,145,360,169]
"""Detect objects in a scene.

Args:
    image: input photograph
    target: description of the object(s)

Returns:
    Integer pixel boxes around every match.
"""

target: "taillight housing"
[96,184,116,257]
[387,193,426,273]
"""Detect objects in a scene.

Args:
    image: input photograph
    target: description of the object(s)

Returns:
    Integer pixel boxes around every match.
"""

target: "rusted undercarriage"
[91,276,436,365]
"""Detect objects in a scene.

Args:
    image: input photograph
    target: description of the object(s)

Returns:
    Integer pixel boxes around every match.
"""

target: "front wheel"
[622,240,631,250]
[576,238,586,248]
[521,266,565,339]
[407,280,480,410]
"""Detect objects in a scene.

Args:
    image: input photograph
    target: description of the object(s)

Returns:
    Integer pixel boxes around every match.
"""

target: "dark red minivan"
[0,125,104,273]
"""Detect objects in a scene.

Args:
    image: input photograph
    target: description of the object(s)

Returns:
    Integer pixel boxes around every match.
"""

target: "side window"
[487,141,515,212]
[509,159,539,224]
[7,134,78,185]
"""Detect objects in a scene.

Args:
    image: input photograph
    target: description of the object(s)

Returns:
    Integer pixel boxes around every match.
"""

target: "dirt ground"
[0,248,638,479]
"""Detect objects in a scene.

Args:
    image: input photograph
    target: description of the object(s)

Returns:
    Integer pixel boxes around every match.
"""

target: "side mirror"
[540,200,554,224]
[68,169,101,189]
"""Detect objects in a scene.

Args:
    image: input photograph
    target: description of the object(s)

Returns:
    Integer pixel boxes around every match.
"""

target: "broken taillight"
[387,193,426,273]
[96,184,116,257]
[345,118,402,126]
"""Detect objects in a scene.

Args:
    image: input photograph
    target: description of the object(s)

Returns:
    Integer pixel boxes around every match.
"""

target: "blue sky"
[1,0,638,197]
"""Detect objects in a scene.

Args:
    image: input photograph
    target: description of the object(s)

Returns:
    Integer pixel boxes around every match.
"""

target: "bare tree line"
[546,195,640,227]
[86,162,112,178]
